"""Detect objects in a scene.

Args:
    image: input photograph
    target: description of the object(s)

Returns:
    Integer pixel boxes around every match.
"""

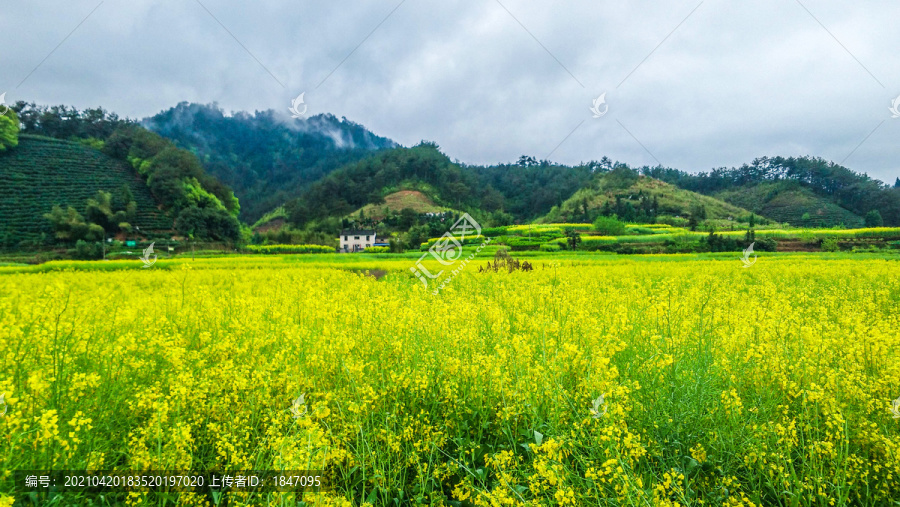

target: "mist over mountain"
[143,102,396,222]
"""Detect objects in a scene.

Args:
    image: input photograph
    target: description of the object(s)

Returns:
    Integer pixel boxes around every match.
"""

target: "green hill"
[349,190,453,220]
[0,135,171,248]
[539,167,753,225]
[712,182,864,227]
[643,156,900,226]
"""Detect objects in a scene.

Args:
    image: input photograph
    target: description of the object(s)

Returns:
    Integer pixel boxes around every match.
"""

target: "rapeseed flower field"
[0,255,899,505]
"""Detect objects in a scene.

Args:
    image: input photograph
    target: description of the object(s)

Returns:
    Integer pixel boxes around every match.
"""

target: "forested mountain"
[280,145,756,234]
[282,143,596,229]
[139,103,900,230]
[143,103,396,222]
[281,145,900,233]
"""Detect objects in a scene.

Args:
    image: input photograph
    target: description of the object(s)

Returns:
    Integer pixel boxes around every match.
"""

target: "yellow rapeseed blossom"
[0,254,897,505]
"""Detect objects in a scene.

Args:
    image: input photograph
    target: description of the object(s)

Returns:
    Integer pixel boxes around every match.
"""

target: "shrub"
[756,238,778,252]
[539,243,561,252]
[820,238,840,252]
[0,109,20,151]
[388,238,405,253]
[72,240,103,260]
[365,246,390,253]
[656,216,689,228]
[499,236,546,248]
[592,216,627,236]
[480,227,508,236]
[864,210,884,228]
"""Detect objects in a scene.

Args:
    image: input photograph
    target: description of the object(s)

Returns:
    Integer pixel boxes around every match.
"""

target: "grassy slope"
[712,182,864,227]
[540,174,752,223]
[251,206,288,230]
[0,135,171,244]
[349,190,453,220]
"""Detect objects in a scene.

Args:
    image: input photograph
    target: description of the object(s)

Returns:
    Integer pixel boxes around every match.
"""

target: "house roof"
[340,229,376,236]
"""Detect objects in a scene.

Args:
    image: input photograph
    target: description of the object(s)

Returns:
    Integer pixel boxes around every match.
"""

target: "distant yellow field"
[1,256,899,505]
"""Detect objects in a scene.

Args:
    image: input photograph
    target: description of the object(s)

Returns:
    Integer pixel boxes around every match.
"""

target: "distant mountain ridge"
[142,103,900,229]
[144,102,397,222]
[10,100,893,233]
[279,147,900,231]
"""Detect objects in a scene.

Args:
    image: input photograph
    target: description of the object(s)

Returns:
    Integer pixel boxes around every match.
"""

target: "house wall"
[339,233,376,253]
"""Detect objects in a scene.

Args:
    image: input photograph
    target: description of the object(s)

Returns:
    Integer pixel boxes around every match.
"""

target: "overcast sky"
[2,0,899,182]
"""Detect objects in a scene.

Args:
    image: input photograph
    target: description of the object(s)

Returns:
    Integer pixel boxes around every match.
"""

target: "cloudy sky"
[2,0,899,182]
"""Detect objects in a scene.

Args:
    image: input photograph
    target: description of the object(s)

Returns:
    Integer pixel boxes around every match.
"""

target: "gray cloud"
[1,0,898,181]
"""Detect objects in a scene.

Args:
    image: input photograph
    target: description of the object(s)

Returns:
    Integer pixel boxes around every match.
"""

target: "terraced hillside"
[713,182,864,227]
[0,135,171,247]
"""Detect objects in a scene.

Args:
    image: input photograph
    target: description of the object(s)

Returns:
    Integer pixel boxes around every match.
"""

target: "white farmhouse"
[339,229,376,253]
